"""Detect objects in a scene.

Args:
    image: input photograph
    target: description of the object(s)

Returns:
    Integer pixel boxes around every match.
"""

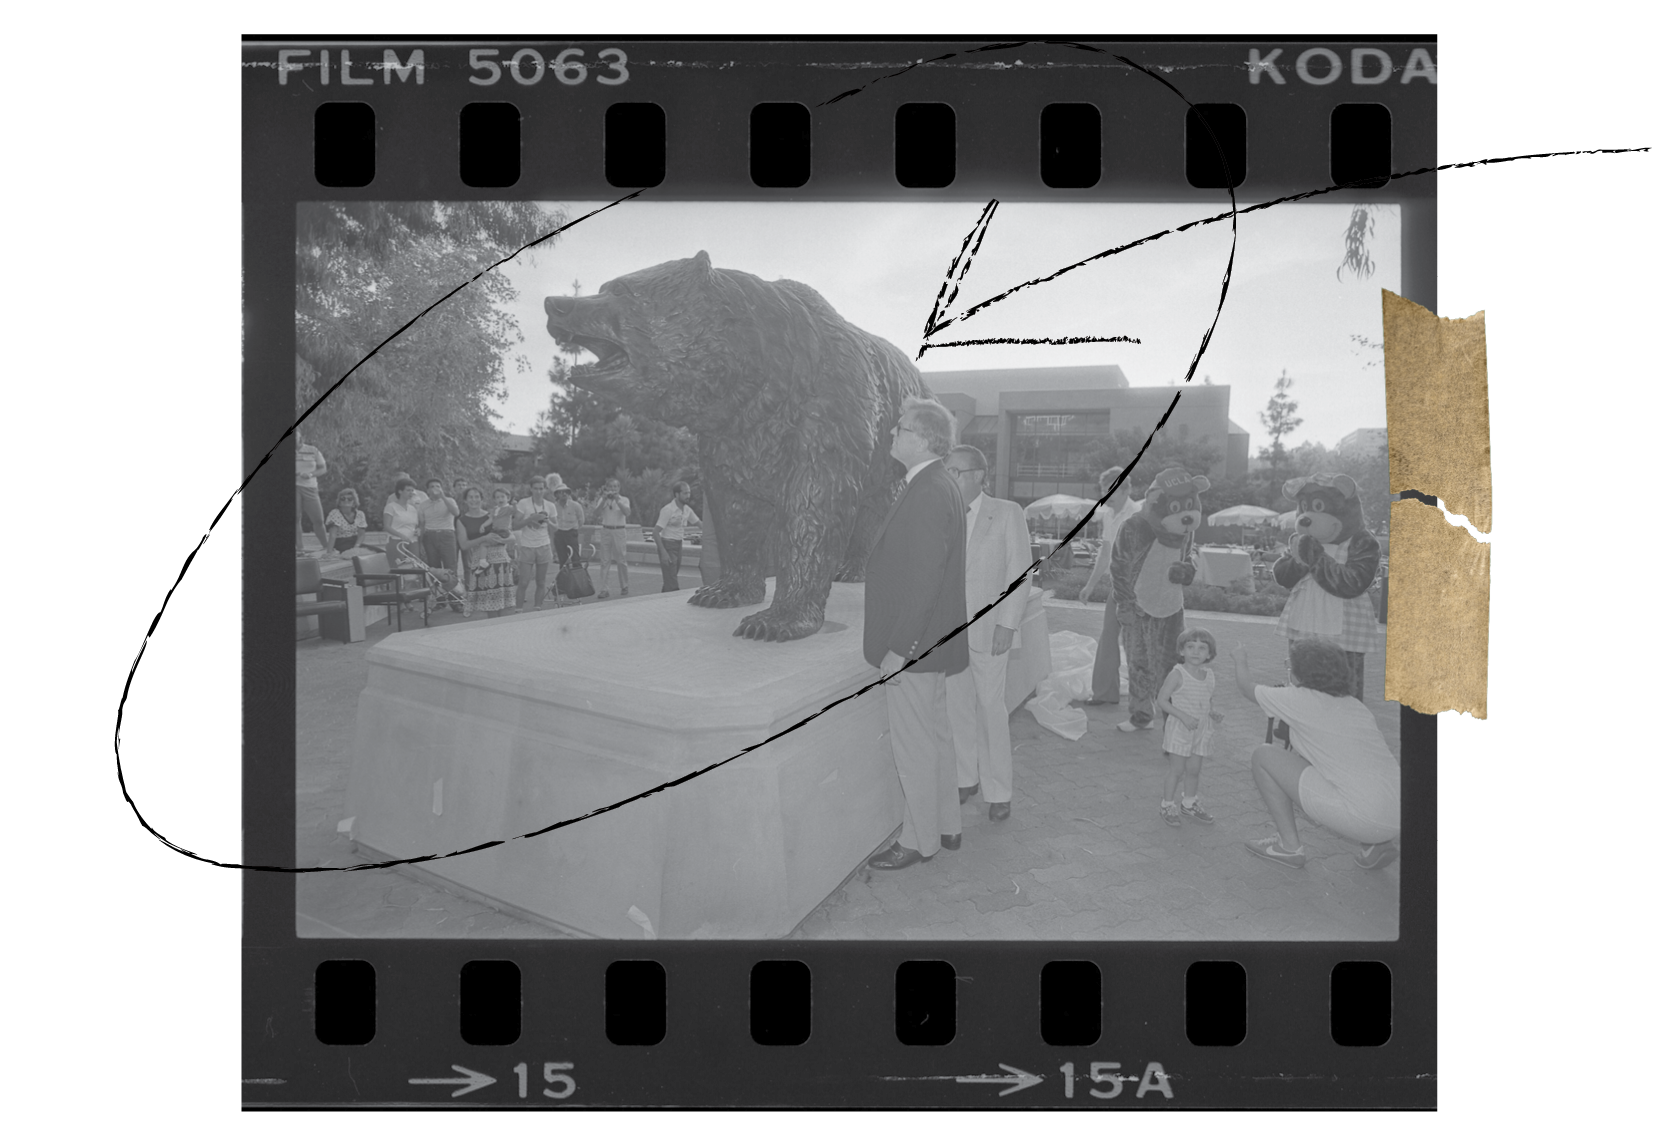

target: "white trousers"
[947,646,1014,803]
[886,670,962,855]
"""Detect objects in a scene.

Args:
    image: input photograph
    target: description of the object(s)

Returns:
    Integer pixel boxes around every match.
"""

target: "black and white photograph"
[295,198,1402,941]
[16,7,1661,1128]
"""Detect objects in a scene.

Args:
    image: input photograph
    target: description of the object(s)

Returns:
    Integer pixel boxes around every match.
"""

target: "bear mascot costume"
[1110,467,1210,733]
[1273,473,1382,700]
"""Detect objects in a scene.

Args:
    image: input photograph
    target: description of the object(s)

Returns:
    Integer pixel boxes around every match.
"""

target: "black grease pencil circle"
[121,43,1648,873]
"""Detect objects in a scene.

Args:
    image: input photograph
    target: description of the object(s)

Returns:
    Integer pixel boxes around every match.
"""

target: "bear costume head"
[1142,467,1211,539]
[1282,473,1366,545]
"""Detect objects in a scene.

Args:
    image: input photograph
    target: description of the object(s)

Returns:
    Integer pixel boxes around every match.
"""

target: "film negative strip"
[241,36,1437,1108]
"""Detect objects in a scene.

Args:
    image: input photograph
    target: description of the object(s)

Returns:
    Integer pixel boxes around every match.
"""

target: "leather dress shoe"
[1081,697,1112,707]
[959,784,980,805]
[988,802,1011,822]
[940,834,962,851]
[867,844,932,870]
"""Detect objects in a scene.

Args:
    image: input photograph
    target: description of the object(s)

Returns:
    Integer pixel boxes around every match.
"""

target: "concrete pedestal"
[344,581,902,939]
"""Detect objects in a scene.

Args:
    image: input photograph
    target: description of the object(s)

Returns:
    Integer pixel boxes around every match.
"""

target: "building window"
[1009,411,1109,485]
[963,431,997,469]
[1019,414,1078,432]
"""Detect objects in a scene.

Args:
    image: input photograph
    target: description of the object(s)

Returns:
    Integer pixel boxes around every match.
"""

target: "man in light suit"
[944,446,1033,823]
[863,397,970,871]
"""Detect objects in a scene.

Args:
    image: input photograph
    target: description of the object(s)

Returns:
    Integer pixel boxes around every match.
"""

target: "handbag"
[557,561,596,599]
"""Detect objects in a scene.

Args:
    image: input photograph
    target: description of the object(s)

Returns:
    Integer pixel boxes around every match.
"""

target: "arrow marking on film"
[956,1064,1045,1096]
[408,1065,496,1097]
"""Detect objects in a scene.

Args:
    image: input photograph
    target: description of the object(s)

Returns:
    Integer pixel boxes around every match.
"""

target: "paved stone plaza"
[296,575,1399,942]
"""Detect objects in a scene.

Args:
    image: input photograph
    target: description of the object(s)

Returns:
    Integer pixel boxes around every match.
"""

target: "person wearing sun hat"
[544,474,585,571]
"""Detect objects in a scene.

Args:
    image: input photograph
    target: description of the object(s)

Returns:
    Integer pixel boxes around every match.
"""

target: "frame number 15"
[510,1062,576,1100]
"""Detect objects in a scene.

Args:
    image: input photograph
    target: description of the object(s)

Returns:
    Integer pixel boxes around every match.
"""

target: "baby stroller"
[388,538,471,616]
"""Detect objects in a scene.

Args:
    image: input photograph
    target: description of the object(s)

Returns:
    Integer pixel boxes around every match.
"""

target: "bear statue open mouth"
[552,327,630,377]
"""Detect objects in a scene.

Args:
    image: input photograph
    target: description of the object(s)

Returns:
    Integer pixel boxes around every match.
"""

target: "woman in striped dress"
[455,487,516,618]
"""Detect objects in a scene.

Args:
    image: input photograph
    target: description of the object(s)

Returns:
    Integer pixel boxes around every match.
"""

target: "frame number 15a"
[1061,1062,1173,1100]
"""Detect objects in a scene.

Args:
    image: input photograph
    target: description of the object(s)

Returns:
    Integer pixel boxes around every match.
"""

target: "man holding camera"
[590,479,634,598]
[512,476,556,612]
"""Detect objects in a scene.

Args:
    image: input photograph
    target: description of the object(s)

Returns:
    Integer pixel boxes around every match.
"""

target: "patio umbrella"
[1207,504,1279,527]
[1024,494,1097,520]
[1025,494,1097,570]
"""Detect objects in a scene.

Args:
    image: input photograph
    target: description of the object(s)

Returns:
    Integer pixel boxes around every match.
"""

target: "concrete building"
[1338,427,1389,458]
[495,431,539,481]
[928,365,1249,502]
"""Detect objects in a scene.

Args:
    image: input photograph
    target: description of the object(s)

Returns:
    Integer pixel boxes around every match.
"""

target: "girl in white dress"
[1155,627,1225,826]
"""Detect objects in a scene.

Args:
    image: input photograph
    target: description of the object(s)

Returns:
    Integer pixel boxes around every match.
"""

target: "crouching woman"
[1228,639,1400,870]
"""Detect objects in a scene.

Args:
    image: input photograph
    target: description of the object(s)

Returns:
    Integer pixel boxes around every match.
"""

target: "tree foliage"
[1086,424,1224,497]
[1337,204,1378,281]
[294,201,562,522]
[1257,369,1303,476]
[533,357,700,522]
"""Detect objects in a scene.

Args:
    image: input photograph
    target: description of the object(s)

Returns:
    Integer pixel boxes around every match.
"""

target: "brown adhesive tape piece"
[1382,290,1491,718]
[1385,500,1490,719]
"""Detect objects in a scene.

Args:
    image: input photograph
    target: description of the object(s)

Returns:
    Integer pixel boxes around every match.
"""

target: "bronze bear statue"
[545,250,931,641]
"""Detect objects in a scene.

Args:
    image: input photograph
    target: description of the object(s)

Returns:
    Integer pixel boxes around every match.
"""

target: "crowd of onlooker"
[297,432,701,619]
[300,427,1398,877]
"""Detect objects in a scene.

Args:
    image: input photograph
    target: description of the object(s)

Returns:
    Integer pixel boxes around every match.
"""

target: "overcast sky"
[490,200,1399,450]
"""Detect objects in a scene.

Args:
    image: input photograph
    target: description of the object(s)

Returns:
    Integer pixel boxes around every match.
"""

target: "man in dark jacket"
[863,396,970,871]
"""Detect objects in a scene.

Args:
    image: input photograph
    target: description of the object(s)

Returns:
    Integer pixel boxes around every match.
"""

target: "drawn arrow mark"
[955,1063,1044,1096]
[408,1065,496,1097]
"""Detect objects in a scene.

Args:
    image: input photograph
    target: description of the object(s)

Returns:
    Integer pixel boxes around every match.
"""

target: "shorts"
[1161,715,1213,757]
[598,526,632,563]
[1297,767,1399,846]
[516,543,552,570]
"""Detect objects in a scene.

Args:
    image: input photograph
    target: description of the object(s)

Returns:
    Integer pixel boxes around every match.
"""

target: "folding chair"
[352,551,430,631]
[295,557,352,643]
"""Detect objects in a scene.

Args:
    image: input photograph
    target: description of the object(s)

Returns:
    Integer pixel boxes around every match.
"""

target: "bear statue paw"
[687,579,767,609]
[733,604,825,642]
[831,564,867,583]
